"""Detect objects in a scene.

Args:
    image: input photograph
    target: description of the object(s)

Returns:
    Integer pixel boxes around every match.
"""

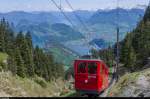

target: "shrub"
[34,76,47,88]
[0,62,7,71]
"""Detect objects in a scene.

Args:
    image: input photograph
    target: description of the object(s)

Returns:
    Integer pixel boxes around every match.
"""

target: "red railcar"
[74,59,109,96]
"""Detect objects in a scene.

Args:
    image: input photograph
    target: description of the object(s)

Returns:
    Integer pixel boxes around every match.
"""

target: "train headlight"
[85,80,88,83]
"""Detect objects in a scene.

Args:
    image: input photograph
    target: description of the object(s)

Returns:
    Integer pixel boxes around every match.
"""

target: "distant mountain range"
[0,8,145,56]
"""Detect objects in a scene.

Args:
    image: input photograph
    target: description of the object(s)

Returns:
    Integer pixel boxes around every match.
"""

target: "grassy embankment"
[0,52,71,97]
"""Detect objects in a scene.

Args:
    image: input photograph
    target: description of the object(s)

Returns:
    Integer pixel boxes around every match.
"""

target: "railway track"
[99,79,116,97]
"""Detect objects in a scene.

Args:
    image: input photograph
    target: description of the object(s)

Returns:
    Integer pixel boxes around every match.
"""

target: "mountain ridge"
[0,8,145,56]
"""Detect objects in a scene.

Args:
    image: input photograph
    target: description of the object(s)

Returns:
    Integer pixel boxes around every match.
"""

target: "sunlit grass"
[0,52,8,62]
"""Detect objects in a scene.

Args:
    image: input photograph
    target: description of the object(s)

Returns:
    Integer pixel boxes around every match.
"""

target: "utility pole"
[115,0,119,81]
[116,27,119,81]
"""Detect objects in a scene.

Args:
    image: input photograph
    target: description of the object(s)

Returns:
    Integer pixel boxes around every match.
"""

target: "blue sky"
[0,0,149,12]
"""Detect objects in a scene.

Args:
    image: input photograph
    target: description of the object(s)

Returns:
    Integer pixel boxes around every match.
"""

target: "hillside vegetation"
[0,18,67,97]
[0,18,64,81]
[0,71,67,97]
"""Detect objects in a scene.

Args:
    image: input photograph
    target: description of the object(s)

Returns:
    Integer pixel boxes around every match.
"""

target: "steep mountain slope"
[120,4,150,69]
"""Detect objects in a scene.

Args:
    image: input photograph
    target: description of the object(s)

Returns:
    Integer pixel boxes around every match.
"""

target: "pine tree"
[120,33,136,70]
[43,53,53,81]
[33,46,43,77]
[15,32,34,77]
[39,51,49,80]
[25,32,35,77]
[0,18,7,52]
[15,32,27,74]
[0,18,15,54]
[128,46,136,70]
[15,47,26,78]
[25,31,33,50]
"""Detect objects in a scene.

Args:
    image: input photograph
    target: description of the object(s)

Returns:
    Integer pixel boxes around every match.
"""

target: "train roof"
[75,58,103,62]
[74,59,109,68]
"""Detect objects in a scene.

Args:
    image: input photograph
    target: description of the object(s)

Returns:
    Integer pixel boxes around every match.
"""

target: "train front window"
[88,62,97,74]
[77,62,86,73]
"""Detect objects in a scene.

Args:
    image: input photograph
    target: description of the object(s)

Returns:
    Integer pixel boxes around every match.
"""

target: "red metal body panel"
[74,59,109,94]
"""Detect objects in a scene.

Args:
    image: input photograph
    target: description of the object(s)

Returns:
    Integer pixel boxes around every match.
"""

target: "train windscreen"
[88,62,97,74]
[77,62,86,73]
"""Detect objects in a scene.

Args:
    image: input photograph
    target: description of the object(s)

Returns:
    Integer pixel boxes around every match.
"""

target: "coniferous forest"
[120,5,150,71]
[0,18,64,81]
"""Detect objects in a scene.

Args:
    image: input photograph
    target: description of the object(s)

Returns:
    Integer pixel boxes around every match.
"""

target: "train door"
[87,62,98,90]
[75,61,88,90]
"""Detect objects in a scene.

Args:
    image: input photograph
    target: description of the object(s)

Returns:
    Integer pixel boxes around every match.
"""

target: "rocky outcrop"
[108,68,150,97]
